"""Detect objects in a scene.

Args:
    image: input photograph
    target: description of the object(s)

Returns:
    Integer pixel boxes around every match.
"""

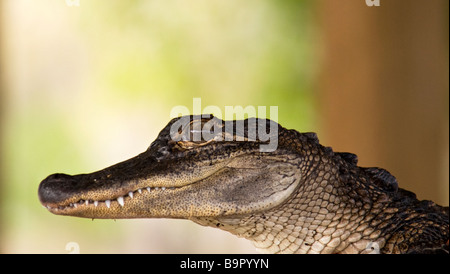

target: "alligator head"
[38,115,303,220]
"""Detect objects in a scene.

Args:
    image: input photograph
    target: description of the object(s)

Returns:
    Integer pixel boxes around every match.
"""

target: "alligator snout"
[38,173,78,205]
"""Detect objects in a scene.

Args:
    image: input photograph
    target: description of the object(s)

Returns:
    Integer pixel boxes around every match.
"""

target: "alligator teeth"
[117,196,124,207]
[52,186,178,211]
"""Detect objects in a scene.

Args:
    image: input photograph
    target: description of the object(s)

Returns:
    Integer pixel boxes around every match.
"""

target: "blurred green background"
[0,0,448,253]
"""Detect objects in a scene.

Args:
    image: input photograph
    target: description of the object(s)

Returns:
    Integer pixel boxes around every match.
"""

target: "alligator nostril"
[38,173,74,204]
[44,173,73,182]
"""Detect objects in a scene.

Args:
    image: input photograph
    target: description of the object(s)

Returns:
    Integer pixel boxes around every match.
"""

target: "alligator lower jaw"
[43,186,178,219]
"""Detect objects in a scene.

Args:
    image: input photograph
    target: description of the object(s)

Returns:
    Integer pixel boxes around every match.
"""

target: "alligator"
[38,115,449,254]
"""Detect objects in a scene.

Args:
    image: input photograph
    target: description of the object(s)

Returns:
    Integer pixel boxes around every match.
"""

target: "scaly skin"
[38,115,449,253]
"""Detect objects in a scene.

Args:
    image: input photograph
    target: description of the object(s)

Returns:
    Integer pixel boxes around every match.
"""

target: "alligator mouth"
[37,149,234,219]
[37,169,196,219]
[43,185,177,213]
[36,146,199,219]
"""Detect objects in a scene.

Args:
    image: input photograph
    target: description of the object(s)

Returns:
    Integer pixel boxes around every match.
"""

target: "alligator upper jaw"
[38,172,187,219]
[37,169,219,219]
[36,151,197,219]
[37,152,240,219]
[37,145,231,219]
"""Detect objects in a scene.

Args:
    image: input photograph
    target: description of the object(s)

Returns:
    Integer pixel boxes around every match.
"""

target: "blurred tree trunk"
[318,0,448,205]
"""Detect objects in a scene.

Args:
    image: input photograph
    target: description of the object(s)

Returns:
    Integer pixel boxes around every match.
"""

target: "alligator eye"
[171,117,223,150]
